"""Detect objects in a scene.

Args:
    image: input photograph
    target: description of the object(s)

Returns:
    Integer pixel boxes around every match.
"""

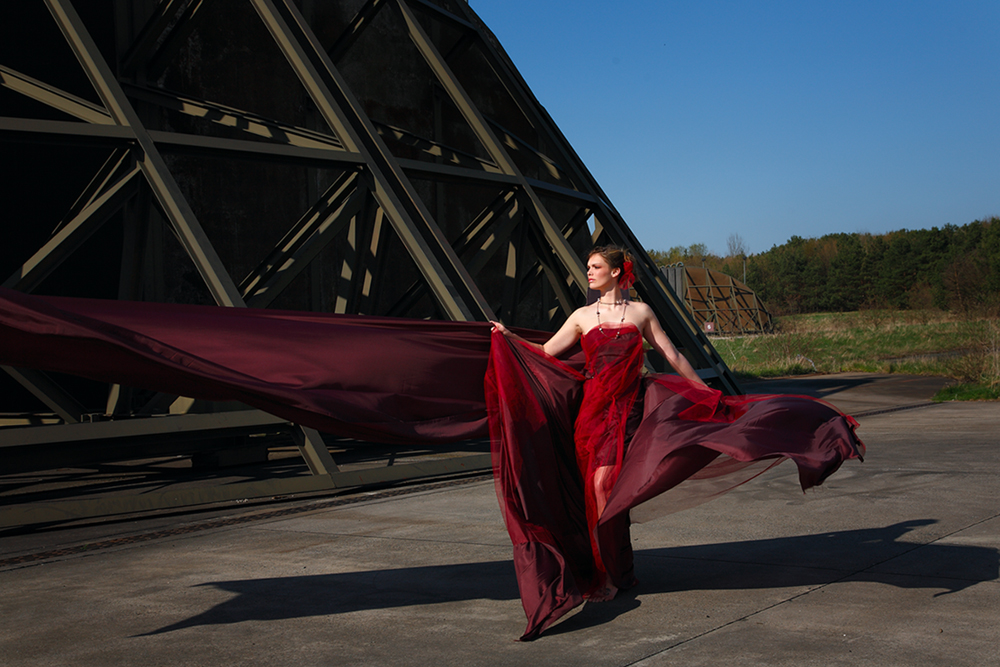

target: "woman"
[486,246,863,640]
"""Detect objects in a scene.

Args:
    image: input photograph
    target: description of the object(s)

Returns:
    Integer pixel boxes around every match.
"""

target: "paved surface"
[1,374,998,666]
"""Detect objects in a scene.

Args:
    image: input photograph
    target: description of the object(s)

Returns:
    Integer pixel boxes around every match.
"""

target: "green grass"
[933,384,1000,402]
[709,310,1000,401]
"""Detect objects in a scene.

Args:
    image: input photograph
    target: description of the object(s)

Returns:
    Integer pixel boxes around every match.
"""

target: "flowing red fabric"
[0,288,496,443]
[485,324,864,640]
[1,289,864,641]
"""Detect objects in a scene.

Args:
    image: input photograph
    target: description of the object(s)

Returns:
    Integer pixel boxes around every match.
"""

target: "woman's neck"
[597,287,624,305]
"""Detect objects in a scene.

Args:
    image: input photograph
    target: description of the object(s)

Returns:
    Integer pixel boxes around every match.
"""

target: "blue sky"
[471,1,1000,256]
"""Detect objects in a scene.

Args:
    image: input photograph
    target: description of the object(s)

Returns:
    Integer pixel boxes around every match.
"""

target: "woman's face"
[587,254,620,291]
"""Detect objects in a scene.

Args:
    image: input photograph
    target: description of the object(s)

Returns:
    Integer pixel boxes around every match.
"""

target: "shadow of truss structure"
[0,0,739,526]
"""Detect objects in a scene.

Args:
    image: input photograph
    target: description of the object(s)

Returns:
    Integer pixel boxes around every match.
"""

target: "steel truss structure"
[0,0,739,526]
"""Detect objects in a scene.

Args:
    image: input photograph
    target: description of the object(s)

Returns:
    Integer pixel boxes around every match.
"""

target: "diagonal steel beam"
[45,0,245,308]
[354,204,389,314]
[342,195,384,314]
[376,190,519,315]
[521,208,580,318]
[454,191,518,252]
[0,65,113,125]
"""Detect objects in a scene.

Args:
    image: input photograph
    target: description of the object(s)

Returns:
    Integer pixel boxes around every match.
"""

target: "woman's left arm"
[637,303,707,386]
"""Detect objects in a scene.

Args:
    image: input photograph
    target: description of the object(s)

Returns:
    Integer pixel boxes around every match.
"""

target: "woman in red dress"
[486,247,863,640]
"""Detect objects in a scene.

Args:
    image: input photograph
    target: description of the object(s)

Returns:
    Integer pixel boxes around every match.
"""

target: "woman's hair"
[589,245,635,286]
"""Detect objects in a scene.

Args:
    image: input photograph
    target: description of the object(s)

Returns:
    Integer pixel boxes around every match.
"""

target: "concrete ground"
[1,374,997,666]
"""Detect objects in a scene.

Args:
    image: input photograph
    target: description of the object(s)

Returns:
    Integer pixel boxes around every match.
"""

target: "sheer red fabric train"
[0,288,494,443]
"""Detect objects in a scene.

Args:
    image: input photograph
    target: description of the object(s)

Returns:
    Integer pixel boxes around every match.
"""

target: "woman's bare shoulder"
[628,300,654,317]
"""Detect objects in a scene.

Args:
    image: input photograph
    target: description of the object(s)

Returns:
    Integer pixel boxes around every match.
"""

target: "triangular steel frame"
[0,0,740,524]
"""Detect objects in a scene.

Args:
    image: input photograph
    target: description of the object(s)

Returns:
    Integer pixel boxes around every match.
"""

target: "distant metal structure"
[662,265,773,335]
[0,0,740,526]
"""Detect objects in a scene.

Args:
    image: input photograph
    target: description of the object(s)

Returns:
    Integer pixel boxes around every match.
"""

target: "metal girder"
[0,116,134,145]
[374,190,522,317]
[0,65,113,124]
[335,193,393,314]
[147,129,366,166]
[45,0,246,308]
[250,0,493,322]
[522,210,581,319]
[290,425,340,475]
[0,77,363,166]
[240,170,357,294]
[355,205,389,314]
[395,157,517,187]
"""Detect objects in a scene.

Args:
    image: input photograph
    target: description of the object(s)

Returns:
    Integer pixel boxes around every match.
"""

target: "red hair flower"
[619,260,635,290]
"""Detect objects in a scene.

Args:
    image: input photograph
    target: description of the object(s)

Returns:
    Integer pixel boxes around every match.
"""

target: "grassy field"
[709,310,1000,400]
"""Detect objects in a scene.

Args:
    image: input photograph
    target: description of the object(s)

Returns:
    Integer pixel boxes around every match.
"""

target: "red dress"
[485,324,864,640]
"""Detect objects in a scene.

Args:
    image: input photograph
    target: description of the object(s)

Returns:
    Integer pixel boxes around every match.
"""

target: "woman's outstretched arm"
[491,309,583,358]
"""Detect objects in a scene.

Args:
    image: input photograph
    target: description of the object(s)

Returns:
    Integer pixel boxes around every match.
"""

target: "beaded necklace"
[595,298,627,339]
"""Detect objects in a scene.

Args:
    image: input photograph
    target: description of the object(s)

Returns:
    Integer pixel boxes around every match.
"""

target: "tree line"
[648,217,1000,315]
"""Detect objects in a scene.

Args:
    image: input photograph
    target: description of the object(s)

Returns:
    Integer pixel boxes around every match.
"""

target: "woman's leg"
[588,465,619,601]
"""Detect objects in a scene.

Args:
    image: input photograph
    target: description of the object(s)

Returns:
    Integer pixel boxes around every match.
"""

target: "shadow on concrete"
[140,519,997,637]
[742,374,888,399]
[741,374,951,405]
[548,518,999,635]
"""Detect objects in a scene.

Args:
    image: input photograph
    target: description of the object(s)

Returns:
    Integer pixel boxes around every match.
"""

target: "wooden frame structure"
[662,265,773,335]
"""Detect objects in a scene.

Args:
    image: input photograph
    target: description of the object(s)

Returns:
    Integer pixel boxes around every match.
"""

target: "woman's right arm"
[491,310,582,357]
